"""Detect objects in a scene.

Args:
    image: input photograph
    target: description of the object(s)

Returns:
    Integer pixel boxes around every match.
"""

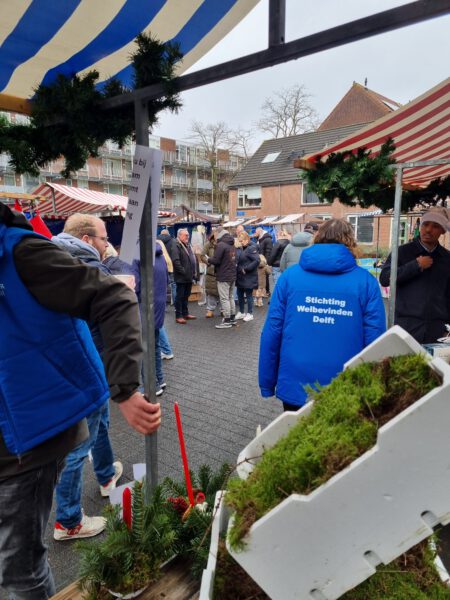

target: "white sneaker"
[243,313,254,322]
[235,312,245,320]
[54,513,106,540]
[100,460,123,497]
[161,352,174,360]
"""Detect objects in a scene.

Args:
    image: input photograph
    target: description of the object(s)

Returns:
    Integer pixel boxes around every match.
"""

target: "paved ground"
[44,300,281,594]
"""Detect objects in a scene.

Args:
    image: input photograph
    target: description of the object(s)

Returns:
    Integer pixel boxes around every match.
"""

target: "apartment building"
[0,112,246,213]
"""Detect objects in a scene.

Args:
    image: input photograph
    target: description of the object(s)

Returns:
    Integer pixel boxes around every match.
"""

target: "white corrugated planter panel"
[227,326,450,600]
[199,491,228,600]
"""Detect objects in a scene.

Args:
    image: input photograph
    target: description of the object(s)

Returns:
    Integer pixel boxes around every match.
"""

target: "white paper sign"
[120,146,162,264]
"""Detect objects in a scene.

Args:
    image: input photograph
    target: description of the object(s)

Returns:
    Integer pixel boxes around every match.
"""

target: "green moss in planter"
[213,538,450,599]
[226,354,441,549]
[341,540,450,599]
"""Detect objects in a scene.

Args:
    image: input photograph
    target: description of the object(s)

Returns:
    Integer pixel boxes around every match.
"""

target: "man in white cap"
[380,206,450,343]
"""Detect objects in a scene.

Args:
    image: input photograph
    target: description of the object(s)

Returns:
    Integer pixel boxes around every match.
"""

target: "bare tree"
[226,127,255,160]
[256,84,320,138]
[189,120,247,215]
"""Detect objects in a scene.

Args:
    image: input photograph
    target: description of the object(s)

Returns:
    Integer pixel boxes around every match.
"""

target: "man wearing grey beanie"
[380,206,450,343]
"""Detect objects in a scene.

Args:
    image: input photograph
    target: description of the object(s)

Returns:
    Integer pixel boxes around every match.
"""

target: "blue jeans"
[159,326,173,355]
[272,266,282,287]
[0,460,62,599]
[55,402,114,528]
[237,287,254,314]
[168,273,176,304]
[155,329,164,386]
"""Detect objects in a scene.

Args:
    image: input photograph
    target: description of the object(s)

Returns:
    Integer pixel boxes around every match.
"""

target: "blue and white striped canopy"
[0,0,260,113]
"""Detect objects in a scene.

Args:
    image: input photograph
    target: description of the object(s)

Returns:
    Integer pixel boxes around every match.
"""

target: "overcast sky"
[153,0,450,152]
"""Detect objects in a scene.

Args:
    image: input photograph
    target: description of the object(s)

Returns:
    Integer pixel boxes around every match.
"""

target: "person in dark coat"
[380,207,450,343]
[206,227,237,329]
[256,227,274,296]
[158,228,177,302]
[202,231,220,317]
[171,228,198,324]
[268,230,290,288]
[235,232,260,322]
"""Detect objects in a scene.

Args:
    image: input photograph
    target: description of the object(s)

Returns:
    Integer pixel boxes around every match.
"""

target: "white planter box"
[227,326,450,600]
[199,491,228,600]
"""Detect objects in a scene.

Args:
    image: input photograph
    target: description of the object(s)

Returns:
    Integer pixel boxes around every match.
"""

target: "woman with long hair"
[259,218,386,412]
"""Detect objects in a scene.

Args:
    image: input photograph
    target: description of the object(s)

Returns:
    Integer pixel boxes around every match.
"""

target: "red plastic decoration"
[123,487,132,529]
[174,402,195,507]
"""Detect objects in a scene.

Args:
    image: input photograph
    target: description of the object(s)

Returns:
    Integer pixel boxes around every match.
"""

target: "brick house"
[228,84,414,252]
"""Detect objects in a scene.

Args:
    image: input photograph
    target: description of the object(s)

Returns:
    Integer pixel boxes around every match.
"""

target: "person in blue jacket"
[259,218,386,411]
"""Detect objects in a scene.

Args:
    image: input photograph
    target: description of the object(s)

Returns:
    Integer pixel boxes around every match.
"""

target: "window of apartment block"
[103,158,122,178]
[77,179,89,189]
[174,168,187,184]
[104,183,123,195]
[301,184,326,205]
[176,145,188,163]
[348,216,374,244]
[3,173,17,186]
[238,186,261,208]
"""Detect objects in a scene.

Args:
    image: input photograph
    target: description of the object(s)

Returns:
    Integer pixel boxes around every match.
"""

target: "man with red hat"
[380,206,450,343]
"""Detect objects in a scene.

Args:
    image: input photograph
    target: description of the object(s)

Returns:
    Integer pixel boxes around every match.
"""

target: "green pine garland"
[301,138,450,213]
[0,33,182,178]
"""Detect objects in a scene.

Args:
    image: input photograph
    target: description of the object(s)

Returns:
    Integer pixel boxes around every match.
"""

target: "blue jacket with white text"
[259,243,386,407]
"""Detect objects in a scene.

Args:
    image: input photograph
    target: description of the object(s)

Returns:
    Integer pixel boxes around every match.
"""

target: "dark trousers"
[265,273,271,295]
[0,460,63,599]
[283,401,300,412]
[237,287,254,314]
[175,282,192,318]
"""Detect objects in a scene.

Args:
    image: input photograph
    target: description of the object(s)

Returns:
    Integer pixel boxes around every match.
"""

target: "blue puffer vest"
[0,225,110,455]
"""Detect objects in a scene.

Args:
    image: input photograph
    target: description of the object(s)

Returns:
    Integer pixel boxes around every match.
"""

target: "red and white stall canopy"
[301,77,450,188]
[32,182,128,216]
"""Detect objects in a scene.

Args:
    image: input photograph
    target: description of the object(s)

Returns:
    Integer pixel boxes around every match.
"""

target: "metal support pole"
[134,99,158,498]
[269,0,286,46]
[388,167,403,328]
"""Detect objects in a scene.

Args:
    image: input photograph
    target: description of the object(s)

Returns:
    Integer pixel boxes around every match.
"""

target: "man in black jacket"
[0,203,161,599]
[380,207,450,343]
[171,228,198,324]
[256,227,273,296]
[206,228,237,329]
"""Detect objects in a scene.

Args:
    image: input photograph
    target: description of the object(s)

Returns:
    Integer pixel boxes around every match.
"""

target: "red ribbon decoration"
[174,402,195,507]
[123,487,132,529]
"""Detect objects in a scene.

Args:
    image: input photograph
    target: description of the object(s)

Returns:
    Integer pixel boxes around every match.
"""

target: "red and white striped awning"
[302,77,450,188]
[32,182,128,216]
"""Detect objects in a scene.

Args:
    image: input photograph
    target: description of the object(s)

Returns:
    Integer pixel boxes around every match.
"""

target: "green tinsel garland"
[301,138,450,213]
[0,33,182,178]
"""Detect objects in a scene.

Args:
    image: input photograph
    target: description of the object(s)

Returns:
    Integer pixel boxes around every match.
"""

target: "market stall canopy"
[299,77,450,188]
[258,215,280,225]
[0,0,260,113]
[272,213,305,225]
[223,218,246,228]
[32,182,128,216]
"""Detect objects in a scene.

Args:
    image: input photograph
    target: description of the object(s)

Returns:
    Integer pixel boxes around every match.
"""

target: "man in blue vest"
[0,203,161,599]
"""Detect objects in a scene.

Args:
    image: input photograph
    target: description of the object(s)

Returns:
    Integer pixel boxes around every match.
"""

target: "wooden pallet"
[51,557,199,600]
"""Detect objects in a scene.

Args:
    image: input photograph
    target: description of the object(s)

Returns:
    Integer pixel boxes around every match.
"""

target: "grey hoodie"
[280,232,313,271]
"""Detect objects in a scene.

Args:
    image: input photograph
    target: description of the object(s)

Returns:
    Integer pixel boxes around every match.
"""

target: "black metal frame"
[103,0,450,110]
[130,0,450,492]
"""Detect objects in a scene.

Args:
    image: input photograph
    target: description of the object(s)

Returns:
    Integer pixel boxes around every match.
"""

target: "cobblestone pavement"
[43,300,281,594]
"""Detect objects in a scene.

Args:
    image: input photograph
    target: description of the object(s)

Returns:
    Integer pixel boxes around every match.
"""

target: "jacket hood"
[52,232,101,261]
[259,232,272,241]
[300,243,356,274]
[291,232,313,247]
[219,232,235,245]
[158,232,173,244]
